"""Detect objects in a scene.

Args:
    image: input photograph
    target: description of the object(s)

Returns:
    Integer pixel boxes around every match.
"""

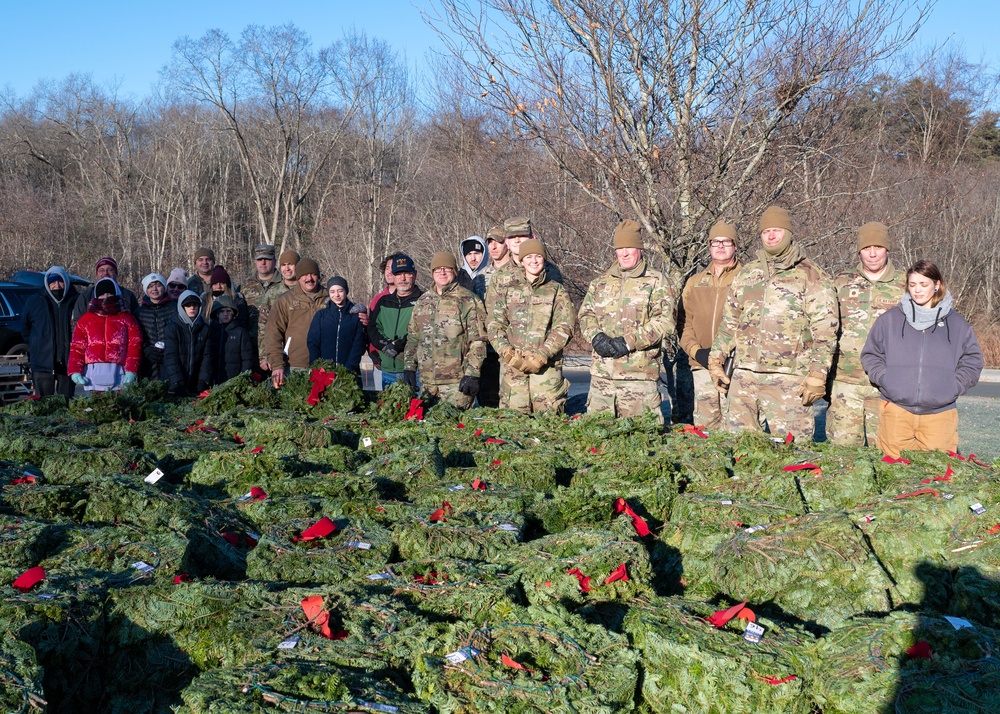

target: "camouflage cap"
[857,222,889,252]
[486,225,506,243]
[504,216,532,239]
[613,219,643,249]
[759,206,792,233]
[709,220,737,242]
[254,244,276,260]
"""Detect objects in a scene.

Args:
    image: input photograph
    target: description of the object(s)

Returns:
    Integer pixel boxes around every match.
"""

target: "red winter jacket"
[68,311,143,375]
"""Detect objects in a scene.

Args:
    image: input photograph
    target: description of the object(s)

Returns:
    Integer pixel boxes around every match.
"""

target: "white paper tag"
[365,469,375,476]
[721,499,733,505]
[943,493,955,500]
[358,702,398,714]
[367,572,392,580]
[743,622,765,644]
[37,593,55,600]
[744,525,767,534]
[84,407,94,412]
[346,541,372,550]
[278,634,300,649]
[858,515,876,523]
[362,437,373,448]
[448,484,466,492]
[132,561,155,574]
[246,531,259,541]
[237,491,253,502]
[497,523,519,532]
[144,468,165,484]
[445,646,481,664]
[944,616,974,630]
[970,502,986,515]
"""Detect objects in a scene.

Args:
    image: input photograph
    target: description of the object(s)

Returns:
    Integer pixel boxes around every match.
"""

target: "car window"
[3,291,26,315]
[0,293,12,318]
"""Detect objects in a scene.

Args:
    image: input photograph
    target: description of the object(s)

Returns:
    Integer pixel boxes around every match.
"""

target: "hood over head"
[459,235,489,279]
[43,266,71,303]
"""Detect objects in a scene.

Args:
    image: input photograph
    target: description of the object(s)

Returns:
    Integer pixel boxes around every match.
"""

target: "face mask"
[212,289,224,297]
[50,288,65,301]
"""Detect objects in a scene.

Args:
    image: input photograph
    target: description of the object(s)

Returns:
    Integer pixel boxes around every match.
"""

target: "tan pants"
[423,382,475,410]
[876,401,958,459]
[691,368,725,430]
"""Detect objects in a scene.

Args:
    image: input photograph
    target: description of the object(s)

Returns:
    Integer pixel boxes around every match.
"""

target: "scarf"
[89,294,122,316]
[900,290,952,333]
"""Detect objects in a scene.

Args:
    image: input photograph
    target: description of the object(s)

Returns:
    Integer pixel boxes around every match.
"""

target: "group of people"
[20,205,984,458]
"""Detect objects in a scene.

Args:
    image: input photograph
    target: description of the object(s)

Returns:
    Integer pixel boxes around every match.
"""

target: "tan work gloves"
[799,372,827,406]
[707,352,730,394]
[501,346,546,374]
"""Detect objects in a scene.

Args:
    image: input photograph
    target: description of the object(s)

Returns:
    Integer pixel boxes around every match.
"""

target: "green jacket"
[405,281,487,384]
[713,243,838,377]
[832,260,907,384]
[578,258,674,381]
[488,266,575,365]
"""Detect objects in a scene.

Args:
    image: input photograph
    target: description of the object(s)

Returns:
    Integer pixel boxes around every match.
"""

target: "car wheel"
[5,343,28,356]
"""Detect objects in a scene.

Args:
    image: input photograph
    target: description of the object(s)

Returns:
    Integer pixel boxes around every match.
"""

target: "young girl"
[163,290,213,396]
[307,277,367,373]
[861,260,984,458]
[68,278,143,392]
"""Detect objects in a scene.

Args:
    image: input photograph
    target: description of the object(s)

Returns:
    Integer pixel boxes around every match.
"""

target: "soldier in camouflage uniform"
[679,220,742,430]
[405,252,488,410]
[578,219,675,422]
[477,224,508,408]
[240,244,282,363]
[827,222,907,446]
[255,249,298,370]
[709,206,838,438]
[485,217,563,306]
[488,239,575,414]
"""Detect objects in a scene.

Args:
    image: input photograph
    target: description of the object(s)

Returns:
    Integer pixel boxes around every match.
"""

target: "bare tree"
[429,0,930,278]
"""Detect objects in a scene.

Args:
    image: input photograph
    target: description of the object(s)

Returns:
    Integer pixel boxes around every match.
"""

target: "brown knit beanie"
[279,249,301,265]
[709,220,737,242]
[194,247,216,262]
[857,222,890,252]
[613,219,643,250]
[430,252,458,271]
[519,239,545,259]
[759,206,793,233]
[294,258,320,279]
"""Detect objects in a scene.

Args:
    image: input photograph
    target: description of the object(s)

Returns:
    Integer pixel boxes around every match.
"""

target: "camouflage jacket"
[405,281,487,384]
[832,260,907,384]
[252,280,293,355]
[578,258,675,381]
[713,244,838,377]
[488,266,575,366]
[485,258,563,308]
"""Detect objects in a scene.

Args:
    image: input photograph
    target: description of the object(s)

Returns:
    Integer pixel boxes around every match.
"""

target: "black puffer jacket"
[207,320,255,384]
[22,267,79,374]
[135,296,176,380]
[163,292,213,393]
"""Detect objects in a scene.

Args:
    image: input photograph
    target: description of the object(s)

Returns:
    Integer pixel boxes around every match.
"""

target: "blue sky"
[1,0,996,100]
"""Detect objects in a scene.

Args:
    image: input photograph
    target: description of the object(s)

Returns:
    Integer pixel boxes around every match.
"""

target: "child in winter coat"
[67,278,143,392]
[135,273,175,381]
[208,295,256,384]
[163,290,213,396]
[307,277,367,373]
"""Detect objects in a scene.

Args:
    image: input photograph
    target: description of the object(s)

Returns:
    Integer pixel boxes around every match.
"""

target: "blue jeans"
[381,371,420,390]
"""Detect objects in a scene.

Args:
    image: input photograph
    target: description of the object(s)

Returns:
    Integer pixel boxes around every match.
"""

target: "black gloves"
[694,348,710,369]
[382,337,407,359]
[592,333,616,358]
[459,376,480,396]
[402,370,418,389]
[608,336,629,358]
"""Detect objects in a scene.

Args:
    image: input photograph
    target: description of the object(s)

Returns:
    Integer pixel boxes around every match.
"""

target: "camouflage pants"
[876,401,958,459]
[826,380,881,447]
[691,368,725,430]
[423,382,474,411]
[726,369,814,439]
[500,363,569,414]
[587,376,663,424]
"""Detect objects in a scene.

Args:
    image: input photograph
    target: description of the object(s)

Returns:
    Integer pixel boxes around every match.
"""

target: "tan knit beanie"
[613,219,643,249]
[709,220,737,242]
[294,258,320,279]
[759,206,793,233]
[430,251,458,271]
[857,222,890,252]
[519,239,546,260]
[279,249,301,265]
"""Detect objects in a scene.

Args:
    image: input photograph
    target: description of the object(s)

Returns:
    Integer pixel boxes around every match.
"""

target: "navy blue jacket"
[22,267,79,374]
[307,300,367,373]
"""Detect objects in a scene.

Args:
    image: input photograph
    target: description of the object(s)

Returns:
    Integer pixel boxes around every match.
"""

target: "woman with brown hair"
[860,260,983,458]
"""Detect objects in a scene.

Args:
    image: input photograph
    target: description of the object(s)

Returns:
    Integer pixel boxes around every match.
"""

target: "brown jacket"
[262,284,327,369]
[679,260,742,369]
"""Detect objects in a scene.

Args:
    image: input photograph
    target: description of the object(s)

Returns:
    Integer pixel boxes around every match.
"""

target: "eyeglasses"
[710,240,735,248]
[168,283,186,291]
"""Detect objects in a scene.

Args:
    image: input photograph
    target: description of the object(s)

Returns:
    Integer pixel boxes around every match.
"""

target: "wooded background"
[2,1,998,355]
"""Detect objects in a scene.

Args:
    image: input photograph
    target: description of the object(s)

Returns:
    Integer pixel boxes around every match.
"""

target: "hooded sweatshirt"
[860,290,983,415]
[163,290,213,391]
[22,266,79,374]
[458,236,490,300]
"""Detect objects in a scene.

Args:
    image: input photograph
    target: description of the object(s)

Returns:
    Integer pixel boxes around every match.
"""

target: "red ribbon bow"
[173,573,191,585]
[301,595,346,639]
[682,424,708,438]
[307,368,337,406]
[249,487,268,501]
[473,429,483,436]
[11,476,36,485]
[612,497,651,537]
[882,455,911,465]
[471,478,486,491]
[456,423,465,429]
[604,563,629,584]
[414,571,439,585]
[707,601,748,627]
[294,516,338,542]
[782,462,820,472]
[501,654,536,673]
[907,641,933,659]
[784,433,794,445]
[197,389,211,399]
[221,532,258,548]
[921,465,954,484]
[12,566,45,593]
[430,501,454,523]
[967,453,989,467]
[566,567,594,592]
[894,488,939,500]
[404,398,424,420]
[759,675,798,685]
[233,433,245,444]
[485,437,506,445]
[250,446,265,453]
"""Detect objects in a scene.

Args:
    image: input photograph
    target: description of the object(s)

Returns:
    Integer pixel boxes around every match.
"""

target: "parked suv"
[0,271,91,355]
